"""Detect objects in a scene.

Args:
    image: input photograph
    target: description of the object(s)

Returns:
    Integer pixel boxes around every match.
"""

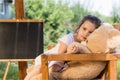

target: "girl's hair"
[75,15,101,33]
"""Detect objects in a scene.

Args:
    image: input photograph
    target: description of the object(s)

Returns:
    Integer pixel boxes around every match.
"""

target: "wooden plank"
[0,19,43,22]
[41,54,49,80]
[47,54,120,61]
[0,59,34,62]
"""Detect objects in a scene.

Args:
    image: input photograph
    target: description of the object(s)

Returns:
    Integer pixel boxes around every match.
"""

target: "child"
[24,14,102,80]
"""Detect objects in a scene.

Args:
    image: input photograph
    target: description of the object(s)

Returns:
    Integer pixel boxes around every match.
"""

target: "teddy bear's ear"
[107,28,120,49]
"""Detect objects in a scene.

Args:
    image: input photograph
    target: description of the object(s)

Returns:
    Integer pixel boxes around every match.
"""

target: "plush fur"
[49,23,120,80]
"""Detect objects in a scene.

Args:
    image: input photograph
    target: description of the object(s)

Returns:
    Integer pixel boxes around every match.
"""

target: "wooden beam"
[0,19,43,22]
[15,0,25,19]
[0,59,34,62]
[14,0,27,79]
[47,54,120,61]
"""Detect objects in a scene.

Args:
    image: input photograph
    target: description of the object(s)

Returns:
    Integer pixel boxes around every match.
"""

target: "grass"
[0,62,18,80]
[117,61,120,79]
[117,45,120,79]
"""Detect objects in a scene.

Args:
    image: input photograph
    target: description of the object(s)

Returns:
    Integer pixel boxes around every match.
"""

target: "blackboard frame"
[0,19,43,59]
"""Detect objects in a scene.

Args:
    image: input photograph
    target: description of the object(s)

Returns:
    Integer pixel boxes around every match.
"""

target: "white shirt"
[35,33,74,67]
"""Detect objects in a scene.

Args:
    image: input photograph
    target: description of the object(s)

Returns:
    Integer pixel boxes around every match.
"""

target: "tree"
[70,3,89,23]
[25,0,74,49]
[111,3,120,23]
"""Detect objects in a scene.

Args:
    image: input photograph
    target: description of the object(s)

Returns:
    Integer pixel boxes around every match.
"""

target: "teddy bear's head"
[87,23,120,53]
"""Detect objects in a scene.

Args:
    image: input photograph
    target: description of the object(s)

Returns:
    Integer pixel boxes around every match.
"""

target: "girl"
[24,14,101,80]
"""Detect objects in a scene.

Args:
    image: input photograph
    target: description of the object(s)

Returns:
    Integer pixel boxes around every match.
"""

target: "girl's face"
[76,20,96,42]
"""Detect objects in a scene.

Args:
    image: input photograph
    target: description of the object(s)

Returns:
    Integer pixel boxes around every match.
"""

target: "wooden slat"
[41,54,49,80]
[0,59,34,62]
[0,19,43,22]
[108,61,117,80]
[47,54,120,61]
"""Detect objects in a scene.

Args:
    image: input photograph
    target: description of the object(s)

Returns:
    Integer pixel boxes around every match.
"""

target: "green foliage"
[111,4,120,23]
[0,62,18,80]
[70,3,89,24]
[25,0,74,49]
[0,63,6,78]
[9,3,15,18]
[6,63,18,80]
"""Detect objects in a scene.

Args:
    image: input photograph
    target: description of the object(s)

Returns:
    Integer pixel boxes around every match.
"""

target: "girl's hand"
[67,43,80,54]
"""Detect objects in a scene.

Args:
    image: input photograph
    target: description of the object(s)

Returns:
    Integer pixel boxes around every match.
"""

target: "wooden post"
[18,61,27,80]
[108,61,117,80]
[15,0,27,79]
[15,0,25,19]
[41,54,49,80]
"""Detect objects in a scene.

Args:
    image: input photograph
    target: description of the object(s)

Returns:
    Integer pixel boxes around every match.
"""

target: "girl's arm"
[49,41,68,72]
[58,41,68,54]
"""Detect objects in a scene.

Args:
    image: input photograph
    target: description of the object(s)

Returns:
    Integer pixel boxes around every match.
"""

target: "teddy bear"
[49,23,120,80]
[25,23,120,80]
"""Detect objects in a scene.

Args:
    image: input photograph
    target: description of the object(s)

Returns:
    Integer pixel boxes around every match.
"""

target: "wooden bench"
[41,53,120,80]
[40,24,120,80]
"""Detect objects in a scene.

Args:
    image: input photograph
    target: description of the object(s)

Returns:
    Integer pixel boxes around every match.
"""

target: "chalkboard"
[0,20,43,59]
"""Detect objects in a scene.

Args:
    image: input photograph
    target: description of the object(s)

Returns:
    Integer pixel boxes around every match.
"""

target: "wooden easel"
[0,0,33,80]
[0,19,43,80]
